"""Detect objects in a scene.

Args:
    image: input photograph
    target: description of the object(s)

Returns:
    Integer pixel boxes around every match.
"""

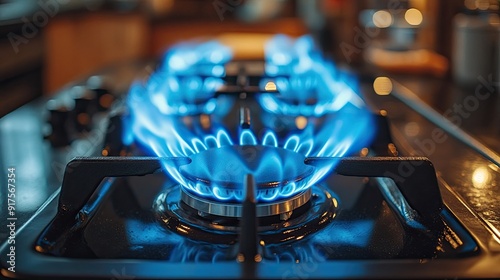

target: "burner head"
[180,187,312,218]
[126,35,377,214]
[154,185,337,243]
[178,145,315,202]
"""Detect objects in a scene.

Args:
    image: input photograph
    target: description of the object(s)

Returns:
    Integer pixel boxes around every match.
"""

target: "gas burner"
[3,31,499,279]
[154,185,338,244]
[180,188,312,218]
[126,35,376,204]
[178,145,315,204]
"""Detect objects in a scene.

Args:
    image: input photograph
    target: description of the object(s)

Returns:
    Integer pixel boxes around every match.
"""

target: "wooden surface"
[44,12,149,94]
[150,18,307,57]
[43,12,306,94]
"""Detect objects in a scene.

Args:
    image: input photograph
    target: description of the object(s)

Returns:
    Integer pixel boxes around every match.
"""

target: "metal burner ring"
[180,188,312,218]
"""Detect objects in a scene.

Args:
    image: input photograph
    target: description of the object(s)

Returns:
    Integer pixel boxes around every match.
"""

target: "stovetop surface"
[377,75,500,232]
[2,61,499,244]
[1,47,500,278]
[32,166,476,261]
[363,79,500,236]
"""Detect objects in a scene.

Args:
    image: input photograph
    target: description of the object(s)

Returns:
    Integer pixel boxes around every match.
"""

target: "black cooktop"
[1,35,499,279]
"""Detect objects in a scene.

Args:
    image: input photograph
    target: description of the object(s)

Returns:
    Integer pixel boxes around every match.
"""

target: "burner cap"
[180,187,312,218]
[178,145,315,202]
[154,185,337,243]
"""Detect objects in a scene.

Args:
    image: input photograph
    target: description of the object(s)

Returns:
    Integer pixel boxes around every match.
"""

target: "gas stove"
[1,34,499,279]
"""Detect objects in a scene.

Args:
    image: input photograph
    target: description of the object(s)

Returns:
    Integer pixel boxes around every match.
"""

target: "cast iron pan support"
[238,174,259,279]
[37,156,443,258]
[36,157,188,254]
[306,156,443,227]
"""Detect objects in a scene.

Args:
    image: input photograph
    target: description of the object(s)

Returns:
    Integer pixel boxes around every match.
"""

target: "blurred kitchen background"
[1,0,499,149]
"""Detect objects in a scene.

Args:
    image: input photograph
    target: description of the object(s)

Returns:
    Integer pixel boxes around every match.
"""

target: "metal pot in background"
[452,14,498,87]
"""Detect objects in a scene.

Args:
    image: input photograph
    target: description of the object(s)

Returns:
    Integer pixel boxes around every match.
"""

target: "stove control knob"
[101,113,128,156]
[45,100,72,147]
[71,86,96,133]
[93,88,115,111]
[87,76,115,111]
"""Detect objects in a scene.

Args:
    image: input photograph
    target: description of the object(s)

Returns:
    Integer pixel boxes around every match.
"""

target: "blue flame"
[140,40,234,116]
[126,36,375,203]
[162,40,233,75]
[260,35,365,116]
